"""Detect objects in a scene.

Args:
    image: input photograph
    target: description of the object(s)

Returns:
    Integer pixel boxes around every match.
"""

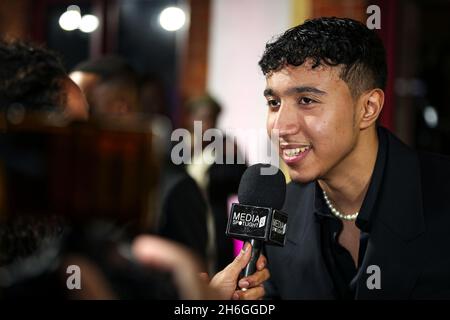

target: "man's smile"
[279,142,312,164]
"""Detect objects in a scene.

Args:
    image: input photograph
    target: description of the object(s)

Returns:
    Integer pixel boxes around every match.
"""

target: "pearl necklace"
[322,190,359,221]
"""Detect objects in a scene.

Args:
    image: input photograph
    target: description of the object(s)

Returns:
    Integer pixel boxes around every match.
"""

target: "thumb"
[224,242,252,276]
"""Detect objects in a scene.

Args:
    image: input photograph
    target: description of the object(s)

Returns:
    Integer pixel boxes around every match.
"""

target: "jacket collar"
[355,128,426,299]
[374,127,425,242]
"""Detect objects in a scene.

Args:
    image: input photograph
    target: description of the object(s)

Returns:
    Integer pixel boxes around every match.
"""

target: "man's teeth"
[283,146,310,157]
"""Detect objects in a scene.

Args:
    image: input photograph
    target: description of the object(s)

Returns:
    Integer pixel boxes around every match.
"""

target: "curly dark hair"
[258,17,387,98]
[0,40,67,112]
[0,214,64,266]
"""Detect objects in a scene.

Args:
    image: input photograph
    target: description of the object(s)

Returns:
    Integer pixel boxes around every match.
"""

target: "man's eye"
[299,97,315,105]
[267,99,280,108]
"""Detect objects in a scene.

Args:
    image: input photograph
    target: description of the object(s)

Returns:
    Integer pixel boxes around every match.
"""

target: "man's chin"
[287,168,318,184]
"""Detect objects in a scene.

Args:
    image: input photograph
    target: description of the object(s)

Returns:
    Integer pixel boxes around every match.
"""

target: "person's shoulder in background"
[158,162,209,267]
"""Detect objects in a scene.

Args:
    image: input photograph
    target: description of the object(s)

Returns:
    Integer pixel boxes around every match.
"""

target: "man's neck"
[318,128,379,215]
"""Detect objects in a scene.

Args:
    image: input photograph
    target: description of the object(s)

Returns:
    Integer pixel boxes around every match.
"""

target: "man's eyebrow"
[263,88,275,97]
[263,86,327,97]
[286,86,327,95]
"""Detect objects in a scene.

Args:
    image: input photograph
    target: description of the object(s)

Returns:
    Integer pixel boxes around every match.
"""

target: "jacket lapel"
[283,182,336,299]
[356,130,426,299]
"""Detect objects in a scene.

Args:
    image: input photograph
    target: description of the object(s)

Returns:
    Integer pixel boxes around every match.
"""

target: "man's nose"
[272,104,298,136]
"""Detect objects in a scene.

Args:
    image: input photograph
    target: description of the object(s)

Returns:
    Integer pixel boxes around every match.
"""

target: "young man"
[260,17,450,299]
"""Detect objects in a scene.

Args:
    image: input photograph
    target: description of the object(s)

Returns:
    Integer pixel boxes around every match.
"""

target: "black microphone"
[226,163,288,277]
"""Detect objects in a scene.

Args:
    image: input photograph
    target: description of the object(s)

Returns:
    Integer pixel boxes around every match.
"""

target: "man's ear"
[358,89,384,130]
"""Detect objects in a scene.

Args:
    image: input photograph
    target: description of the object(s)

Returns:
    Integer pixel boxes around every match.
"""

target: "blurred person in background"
[185,95,247,272]
[70,57,210,267]
[138,73,171,120]
[70,56,139,117]
[0,40,270,300]
[138,74,174,161]
[0,39,89,266]
[0,40,89,122]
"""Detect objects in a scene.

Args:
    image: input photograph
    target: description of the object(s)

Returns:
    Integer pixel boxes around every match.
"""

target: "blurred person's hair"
[72,56,138,96]
[0,214,63,266]
[186,94,222,119]
[0,219,179,299]
[72,56,135,82]
[0,39,67,113]
[258,17,387,99]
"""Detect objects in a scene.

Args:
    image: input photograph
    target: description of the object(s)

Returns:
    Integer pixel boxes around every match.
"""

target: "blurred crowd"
[0,39,262,299]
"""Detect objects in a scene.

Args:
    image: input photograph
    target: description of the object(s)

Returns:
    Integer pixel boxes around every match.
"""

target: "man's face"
[70,71,134,116]
[265,62,360,183]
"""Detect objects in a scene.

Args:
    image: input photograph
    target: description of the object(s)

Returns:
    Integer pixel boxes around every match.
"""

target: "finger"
[132,235,186,269]
[256,254,267,271]
[198,272,210,283]
[237,285,265,300]
[131,235,208,300]
[238,279,250,289]
[239,268,270,288]
[223,242,252,276]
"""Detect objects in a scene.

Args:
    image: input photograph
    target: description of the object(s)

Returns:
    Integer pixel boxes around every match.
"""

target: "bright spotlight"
[79,14,99,33]
[423,106,439,128]
[59,9,81,31]
[159,7,186,31]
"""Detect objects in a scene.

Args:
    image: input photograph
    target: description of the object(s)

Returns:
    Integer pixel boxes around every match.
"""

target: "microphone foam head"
[237,163,286,209]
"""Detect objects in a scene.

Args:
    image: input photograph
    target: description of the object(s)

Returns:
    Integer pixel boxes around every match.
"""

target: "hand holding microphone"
[208,241,269,300]
[226,163,288,279]
[132,164,286,300]
[206,163,287,300]
[133,234,269,300]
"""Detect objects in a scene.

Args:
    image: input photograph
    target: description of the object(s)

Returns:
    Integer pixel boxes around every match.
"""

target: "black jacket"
[158,163,208,264]
[265,127,450,299]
